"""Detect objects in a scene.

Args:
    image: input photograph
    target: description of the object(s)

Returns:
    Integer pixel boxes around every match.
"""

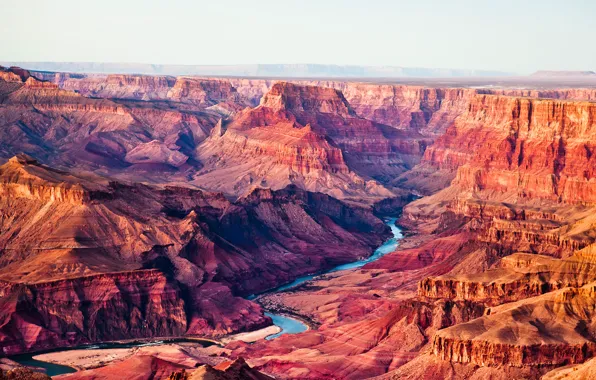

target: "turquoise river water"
[263,217,402,339]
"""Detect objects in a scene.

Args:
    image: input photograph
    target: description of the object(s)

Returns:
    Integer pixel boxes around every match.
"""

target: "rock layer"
[423,94,596,203]
[432,284,596,367]
[0,155,388,355]
[194,82,426,201]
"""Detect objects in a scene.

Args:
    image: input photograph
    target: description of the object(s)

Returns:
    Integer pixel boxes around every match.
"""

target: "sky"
[1,0,594,74]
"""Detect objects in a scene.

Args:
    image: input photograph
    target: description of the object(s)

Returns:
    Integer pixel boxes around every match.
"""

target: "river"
[10,218,402,376]
[263,217,402,339]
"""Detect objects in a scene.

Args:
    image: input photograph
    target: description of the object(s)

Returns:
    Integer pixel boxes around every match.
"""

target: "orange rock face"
[423,94,596,202]
[391,93,596,377]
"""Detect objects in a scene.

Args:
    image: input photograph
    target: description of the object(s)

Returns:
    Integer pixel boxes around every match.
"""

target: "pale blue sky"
[2,0,594,73]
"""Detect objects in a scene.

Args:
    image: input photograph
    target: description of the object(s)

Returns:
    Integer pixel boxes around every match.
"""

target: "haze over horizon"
[2,0,595,74]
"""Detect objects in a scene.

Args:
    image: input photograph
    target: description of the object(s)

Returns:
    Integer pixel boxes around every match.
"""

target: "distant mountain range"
[0,62,513,78]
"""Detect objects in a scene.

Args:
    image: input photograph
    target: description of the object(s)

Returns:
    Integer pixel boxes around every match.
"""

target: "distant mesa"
[0,61,514,78]
[530,70,596,77]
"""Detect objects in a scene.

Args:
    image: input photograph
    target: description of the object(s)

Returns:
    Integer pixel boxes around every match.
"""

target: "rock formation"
[194,82,426,202]
[0,154,388,355]
[0,367,51,380]
[432,283,596,367]
[167,358,273,380]
[0,66,220,183]
[419,94,596,199]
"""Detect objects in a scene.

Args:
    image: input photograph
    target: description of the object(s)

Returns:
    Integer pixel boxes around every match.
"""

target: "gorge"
[1,64,596,379]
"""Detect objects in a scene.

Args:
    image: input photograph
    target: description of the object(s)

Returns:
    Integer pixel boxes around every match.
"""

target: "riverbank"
[32,342,230,374]
[258,298,320,330]
[258,217,402,339]
[220,325,281,344]
[34,349,132,371]
[9,337,219,376]
[26,326,283,374]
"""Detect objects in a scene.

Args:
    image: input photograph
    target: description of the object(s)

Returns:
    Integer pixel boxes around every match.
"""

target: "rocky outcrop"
[202,116,350,175]
[0,367,51,380]
[124,140,189,167]
[166,77,249,110]
[167,358,274,380]
[194,82,421,202]
[432,284,596,367]
[542,356,596,379]
[418,251,596,305]
[0,154,110,205]
[259,82,353,116]
[0,270,186,355]
[442,198,595,258]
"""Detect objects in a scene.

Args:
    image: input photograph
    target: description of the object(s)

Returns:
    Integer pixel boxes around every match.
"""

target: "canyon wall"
[0,270,186,355]
[193,82,427,202]
[403,93,596,374]
[423,94,596,199]
[432,284,596,367]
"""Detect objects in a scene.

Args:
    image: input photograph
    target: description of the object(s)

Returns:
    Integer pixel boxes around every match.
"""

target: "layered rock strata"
[0,155,388,355]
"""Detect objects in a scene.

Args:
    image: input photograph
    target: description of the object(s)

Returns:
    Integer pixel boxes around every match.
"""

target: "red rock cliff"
[424,94,596,203]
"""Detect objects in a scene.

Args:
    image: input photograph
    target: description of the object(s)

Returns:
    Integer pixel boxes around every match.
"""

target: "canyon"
[2,64,596,379]
[0,150,388,356]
